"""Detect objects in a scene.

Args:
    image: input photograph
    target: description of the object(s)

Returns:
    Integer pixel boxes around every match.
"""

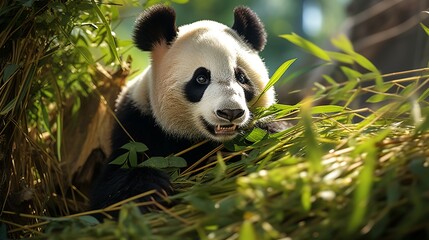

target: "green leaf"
[415,113,429,134]
[348,129,390,232]
[40,98,55,140]
[322,75,338,86]
[281,33,331,61]
[172,0,189,3]
[341,66,362,80]
[90,0,120,64]
[310,105,344,114]
[110,152,129,166]
[75,46,94,63]
[245,128,267,143]
[0,98,17,115]
[418,87,429,101]
[352,52,378,73]
[301,99,322,172]
[331,34,354,53]
[214,152,227,181]
[301,182,312,211]
[267,59,296,91]
[420,23,429,36]
[129,149,138,167]
[326,51,354,64]
[253,59,296,107]
[2,64,19,82]
[139,156,187,169]
[166,156,187,168]
[56,112,62,162]
[121,142,149,153]
[366,93,389,103]
[77,216,100,226]
[239,220,257,240]
[185,194,215,213]
[348,145,377,232]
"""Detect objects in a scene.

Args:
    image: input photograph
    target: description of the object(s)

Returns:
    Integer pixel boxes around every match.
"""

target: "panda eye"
[192,67,211,85]
[235,69,249,84]
[196,75,210,85]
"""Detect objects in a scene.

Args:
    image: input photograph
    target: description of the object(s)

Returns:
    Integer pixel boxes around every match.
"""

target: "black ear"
[231,6,267,52]
[133,5,178,51]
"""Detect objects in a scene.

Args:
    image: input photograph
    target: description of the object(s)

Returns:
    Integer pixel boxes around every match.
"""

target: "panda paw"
[91,166,173,214]
[257,119,292,133]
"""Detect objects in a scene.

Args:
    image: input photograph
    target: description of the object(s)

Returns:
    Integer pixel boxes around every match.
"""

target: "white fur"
[121,20,276,141]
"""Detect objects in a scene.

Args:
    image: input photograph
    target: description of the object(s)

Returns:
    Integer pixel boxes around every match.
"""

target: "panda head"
[132,5,275,142]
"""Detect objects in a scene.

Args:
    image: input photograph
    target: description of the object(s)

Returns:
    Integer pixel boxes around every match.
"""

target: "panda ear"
[231,6,267,52]
[133,5,178,51]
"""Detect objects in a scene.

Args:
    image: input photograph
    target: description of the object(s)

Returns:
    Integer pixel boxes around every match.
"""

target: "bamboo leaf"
[267,58,296,91]
[326,51,354,64]
[341,66,362,80]
[310,105,344,114]
[301,99,322,173]
[2,64,19,83]
[245,128,267,143]
[56,112,63,162]
[322,74,338,86]
[301,181,312,211]
[331,34,354,53]
[139,156,187,169]
[281,33,331,61]
[90,0,120,64]
[420,23,429,36]
[75,46,94,63]
[0,98,17,115]
[348,129,390,232]
[348,145,376,232]
[40,98,55,140]
[253,58,296,107]
[239,220,257,240]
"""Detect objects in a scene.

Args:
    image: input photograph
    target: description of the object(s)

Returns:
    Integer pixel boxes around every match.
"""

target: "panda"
[91,5,277,211]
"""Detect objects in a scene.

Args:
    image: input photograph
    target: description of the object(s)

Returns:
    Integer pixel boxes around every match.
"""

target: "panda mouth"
[214,124,238,135]
[201,117,239,137]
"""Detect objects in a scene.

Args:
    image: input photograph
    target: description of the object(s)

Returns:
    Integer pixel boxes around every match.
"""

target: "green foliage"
[110,142,187,171]
[253,58,296,107]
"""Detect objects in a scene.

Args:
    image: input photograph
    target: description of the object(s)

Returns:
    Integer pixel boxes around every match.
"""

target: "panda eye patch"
[184,67,211,103]
[235,68,249,84]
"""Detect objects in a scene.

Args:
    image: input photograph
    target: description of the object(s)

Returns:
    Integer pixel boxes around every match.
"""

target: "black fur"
[133,5,178,51]
[184,67,211,103]
[235,67,256,102]
[231,6,267,52]
[91,93,219,211]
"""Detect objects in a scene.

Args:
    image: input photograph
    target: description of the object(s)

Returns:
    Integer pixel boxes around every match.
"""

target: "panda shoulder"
[115,67,152,114]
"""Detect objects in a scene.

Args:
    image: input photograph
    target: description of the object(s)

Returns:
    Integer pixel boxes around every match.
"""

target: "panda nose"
[216,109,245,122]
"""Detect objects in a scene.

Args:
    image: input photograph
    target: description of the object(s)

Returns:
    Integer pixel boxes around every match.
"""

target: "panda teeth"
[215,124,237,134]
